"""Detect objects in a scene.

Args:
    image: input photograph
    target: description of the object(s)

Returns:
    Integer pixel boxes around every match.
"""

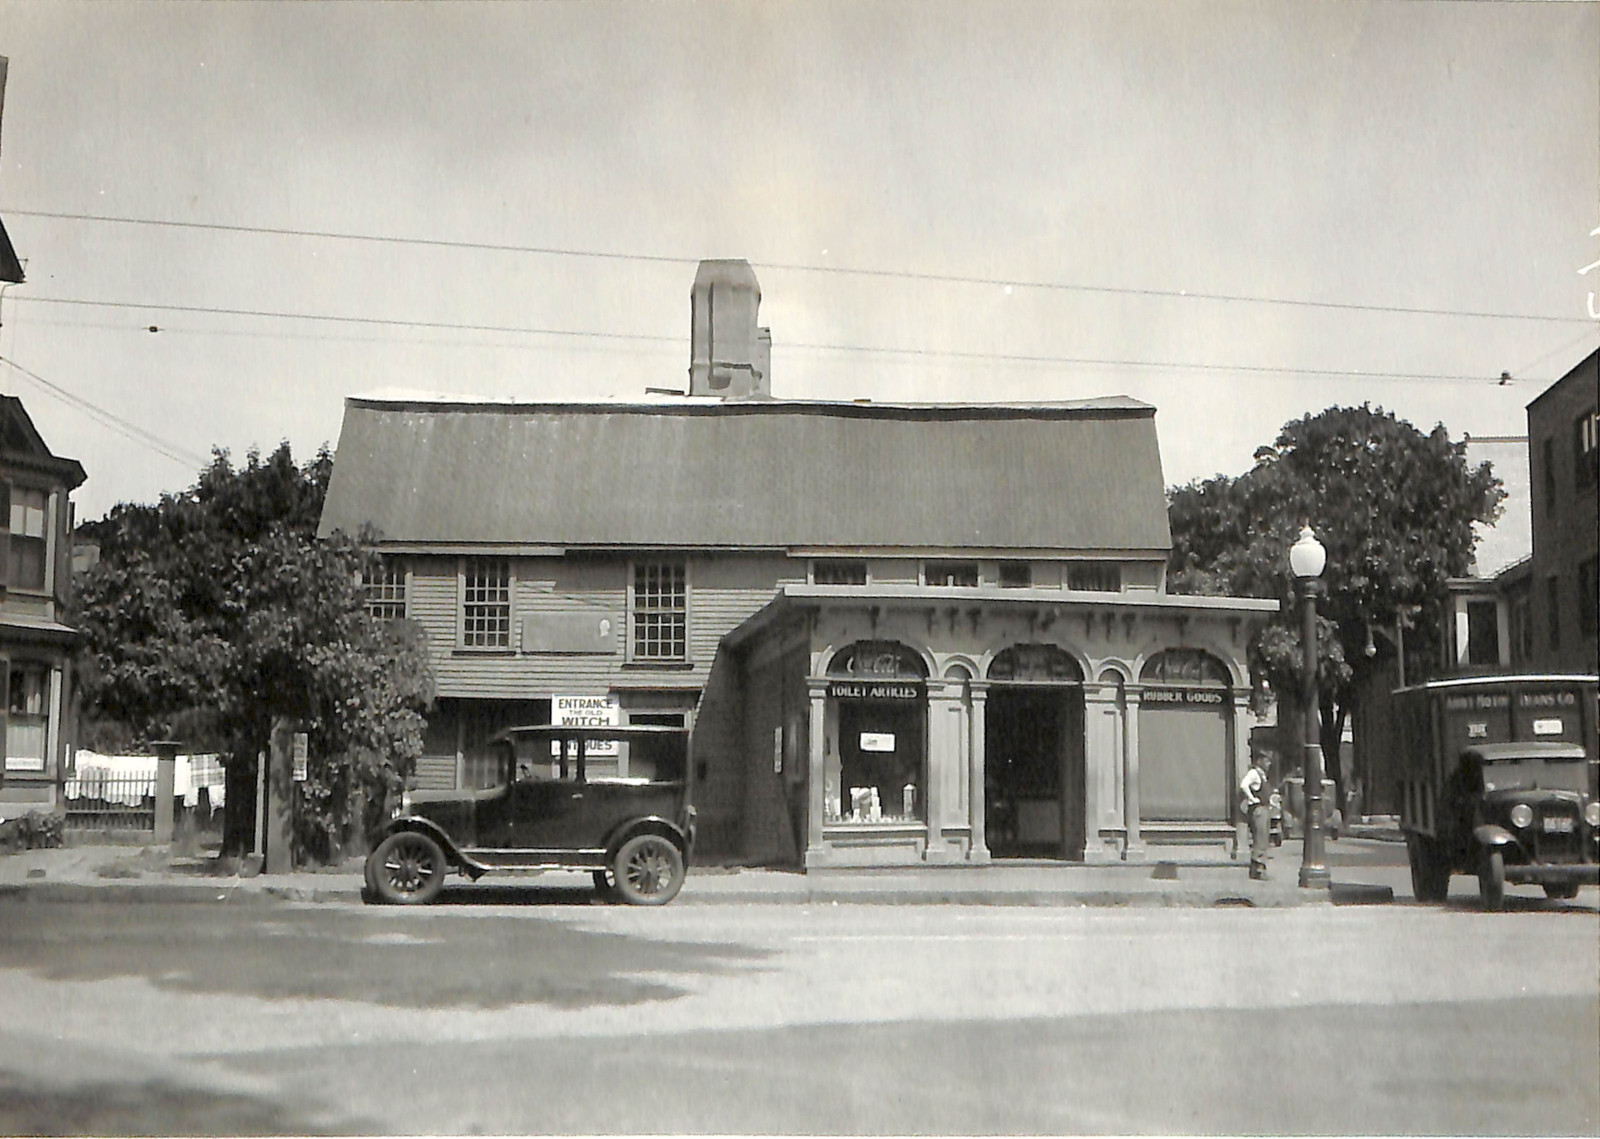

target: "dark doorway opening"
[985,687,1085,858]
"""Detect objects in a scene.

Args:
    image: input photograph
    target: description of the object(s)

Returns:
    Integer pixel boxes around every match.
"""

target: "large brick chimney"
[688,259,770,399]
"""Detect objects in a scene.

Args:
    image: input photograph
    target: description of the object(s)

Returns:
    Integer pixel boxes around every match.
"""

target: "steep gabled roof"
[318,395,1173,552]
[0,396,86,489]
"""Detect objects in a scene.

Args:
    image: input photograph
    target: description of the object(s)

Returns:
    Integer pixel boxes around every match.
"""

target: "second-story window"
[813,560,867,586]
[1576,411,1598,490]
[1066,561,1122,592]
[365,558,406,621]
[462,559,511,649]
[8,487,48,591]
[632,561,687,661]
[924,561,978,587]
[998,562,1032,588]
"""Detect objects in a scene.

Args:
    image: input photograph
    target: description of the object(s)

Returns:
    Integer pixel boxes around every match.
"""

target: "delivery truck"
[1380,674,1598,909]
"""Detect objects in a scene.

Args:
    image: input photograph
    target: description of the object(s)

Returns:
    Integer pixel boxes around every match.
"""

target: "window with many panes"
[462,559,512,648]
[365,558,406,621]
[1066,561,1122,592]
[5,665,48,772]
[924,561,978,587]
[632,561,687,661]
[813,560,867,586]
[8,487,48,592]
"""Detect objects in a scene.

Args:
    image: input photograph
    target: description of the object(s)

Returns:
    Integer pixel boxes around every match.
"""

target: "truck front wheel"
[1478,849,1506,911]
[1407,834,1450,903]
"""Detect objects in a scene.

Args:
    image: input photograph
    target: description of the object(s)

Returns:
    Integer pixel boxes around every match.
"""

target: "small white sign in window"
[859,732,896,753]
[1532,718,1564,736]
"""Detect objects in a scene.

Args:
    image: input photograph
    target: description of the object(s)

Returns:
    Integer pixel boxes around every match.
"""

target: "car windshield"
[1481,757,1590,793]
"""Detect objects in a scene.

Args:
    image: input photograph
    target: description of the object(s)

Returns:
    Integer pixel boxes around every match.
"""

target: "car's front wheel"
[370,831,448,905]
[611,834,685,906]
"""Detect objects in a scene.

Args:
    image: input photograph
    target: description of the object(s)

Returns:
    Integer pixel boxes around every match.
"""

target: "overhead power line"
[0,354,207,469]
[4,207,1590,326]
[8,294,1550,385]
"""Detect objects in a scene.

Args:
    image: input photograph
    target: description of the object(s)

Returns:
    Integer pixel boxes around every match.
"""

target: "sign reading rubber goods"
[1143,687,1225,705]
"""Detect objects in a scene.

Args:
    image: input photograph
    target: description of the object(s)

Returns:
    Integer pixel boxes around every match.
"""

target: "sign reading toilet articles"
[551,694,621,756]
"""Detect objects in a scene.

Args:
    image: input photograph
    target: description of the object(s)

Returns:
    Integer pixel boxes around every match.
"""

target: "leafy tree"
[70,443,433,862]
[1168,405,1504,812]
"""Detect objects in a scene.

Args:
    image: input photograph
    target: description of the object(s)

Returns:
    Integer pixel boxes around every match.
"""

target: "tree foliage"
[1167,405,1504,806]
[70,443,433,862]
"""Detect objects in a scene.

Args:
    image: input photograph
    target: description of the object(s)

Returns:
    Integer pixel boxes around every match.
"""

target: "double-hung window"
[7,487,48,592]
[462,559,512,649]
[632,561,687,661]
[6,665,48,772]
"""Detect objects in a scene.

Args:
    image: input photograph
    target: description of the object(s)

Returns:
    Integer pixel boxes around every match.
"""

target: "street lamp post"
[1289,525,1331,889]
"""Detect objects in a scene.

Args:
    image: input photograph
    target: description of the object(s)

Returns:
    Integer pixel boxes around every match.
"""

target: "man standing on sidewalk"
[1239,749,1273,880]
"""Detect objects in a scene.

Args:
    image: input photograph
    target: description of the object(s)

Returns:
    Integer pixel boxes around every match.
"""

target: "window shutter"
[0,481,10,593]
[0,657,10,772]
[53,495,72,607]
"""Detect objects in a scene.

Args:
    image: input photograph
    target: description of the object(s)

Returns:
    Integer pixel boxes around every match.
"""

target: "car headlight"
[1585,801,1600,828]
[1509,803,1534,829]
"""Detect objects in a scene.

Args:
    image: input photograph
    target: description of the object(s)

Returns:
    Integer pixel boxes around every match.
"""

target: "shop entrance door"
[985,687,1085,858]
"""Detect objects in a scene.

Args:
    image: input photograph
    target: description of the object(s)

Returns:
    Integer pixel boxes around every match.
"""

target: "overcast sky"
[0,0,1595,528]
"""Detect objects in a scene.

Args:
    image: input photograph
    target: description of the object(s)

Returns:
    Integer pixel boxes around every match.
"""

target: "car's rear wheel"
[612,834,685,906]
[1479,848,1506,912]
[371,831,448,905]
[1543,881,1580,900]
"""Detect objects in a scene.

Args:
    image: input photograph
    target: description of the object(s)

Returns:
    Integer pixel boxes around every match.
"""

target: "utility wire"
[4,207,1590,325]
[6,294,1539,385]
[0,354,207,468]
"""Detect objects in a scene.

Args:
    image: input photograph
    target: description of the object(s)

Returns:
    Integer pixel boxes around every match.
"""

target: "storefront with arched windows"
[724,586,1273,869]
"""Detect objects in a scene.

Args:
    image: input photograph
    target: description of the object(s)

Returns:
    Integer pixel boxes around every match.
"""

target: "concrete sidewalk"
[0,840,1400,908]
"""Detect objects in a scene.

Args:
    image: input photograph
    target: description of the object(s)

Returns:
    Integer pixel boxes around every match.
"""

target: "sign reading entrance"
[552,694,620,756]
[828,681,921,700]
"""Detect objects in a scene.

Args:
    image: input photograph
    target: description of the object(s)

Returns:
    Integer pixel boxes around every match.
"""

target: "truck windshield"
[1481,758,1589,793]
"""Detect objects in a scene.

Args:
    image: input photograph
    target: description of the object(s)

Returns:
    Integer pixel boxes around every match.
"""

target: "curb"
[0,879,1394,908]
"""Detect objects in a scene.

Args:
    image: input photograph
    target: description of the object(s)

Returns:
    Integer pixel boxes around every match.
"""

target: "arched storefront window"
[824,641,927,825]
[1138,649,1232,822]
[987,644,1084,683]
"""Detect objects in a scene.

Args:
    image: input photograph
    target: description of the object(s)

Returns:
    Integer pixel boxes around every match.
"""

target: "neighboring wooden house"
[318,261,1277,867]
[0,397,86,819]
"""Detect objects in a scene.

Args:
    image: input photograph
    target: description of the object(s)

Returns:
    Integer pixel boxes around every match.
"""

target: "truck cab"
[1394,675,1598,909]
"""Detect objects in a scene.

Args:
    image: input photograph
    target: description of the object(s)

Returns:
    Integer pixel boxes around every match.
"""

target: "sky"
[0,0,1595,540]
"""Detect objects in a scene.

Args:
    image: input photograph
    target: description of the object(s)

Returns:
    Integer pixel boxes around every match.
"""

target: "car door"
[508,740,594,851]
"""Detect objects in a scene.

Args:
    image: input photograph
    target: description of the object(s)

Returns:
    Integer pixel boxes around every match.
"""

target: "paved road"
[0,894,1594,1135]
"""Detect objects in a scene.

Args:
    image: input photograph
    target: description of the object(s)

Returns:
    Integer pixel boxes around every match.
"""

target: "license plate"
[1542,816,1575,833]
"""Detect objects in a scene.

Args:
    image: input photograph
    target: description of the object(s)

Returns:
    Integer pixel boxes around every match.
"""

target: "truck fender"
[375,817,475,876]
[1473,823,1517,849]
[602,816,691,865]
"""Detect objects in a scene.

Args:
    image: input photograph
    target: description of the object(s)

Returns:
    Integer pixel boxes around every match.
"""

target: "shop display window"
[823,640,928,825]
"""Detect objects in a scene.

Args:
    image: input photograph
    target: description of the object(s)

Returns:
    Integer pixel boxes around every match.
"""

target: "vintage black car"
[365,723,696,906]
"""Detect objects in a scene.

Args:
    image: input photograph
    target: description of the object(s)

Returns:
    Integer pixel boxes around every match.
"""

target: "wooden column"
[968,682,990,862]
[804,681,828,868]
[1123,688,1145,860]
